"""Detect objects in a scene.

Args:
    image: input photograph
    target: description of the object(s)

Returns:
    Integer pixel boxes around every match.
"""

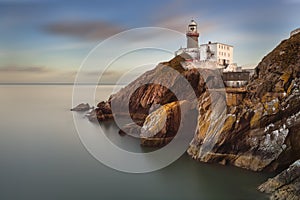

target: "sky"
[0,0,300,83]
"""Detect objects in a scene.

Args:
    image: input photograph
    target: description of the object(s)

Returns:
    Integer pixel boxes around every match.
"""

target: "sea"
[0,85,273,200]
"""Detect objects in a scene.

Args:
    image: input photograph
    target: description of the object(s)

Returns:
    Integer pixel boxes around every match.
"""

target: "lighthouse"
[175,19,200,61]
[174,19,251,90]
[186,20,199,48]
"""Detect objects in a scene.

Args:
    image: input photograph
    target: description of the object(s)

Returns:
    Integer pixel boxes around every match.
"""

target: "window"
[224,53,226,56]
[228,53,230,57]
[227,46,229,50]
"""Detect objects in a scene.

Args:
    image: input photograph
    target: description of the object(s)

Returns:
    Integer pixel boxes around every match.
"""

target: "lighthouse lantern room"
[186,20,199,48]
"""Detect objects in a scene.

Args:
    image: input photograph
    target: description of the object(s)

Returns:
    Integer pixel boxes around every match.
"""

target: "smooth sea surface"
[0,85,273,200]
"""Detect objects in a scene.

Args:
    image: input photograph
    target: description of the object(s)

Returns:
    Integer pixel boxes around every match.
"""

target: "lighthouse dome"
[189,20,197,26]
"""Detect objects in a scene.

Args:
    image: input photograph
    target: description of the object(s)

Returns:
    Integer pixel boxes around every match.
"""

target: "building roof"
[189,19,197,26]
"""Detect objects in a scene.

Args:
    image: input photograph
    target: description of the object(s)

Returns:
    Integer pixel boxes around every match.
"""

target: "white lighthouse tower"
[186,19,199,48]
[175,19,200,61]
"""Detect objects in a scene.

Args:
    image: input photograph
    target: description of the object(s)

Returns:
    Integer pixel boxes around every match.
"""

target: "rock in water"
[258,160,300,200]
[71,103,90,111]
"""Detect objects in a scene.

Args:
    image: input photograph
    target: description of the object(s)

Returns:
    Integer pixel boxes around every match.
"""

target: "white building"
[200,42,233,66]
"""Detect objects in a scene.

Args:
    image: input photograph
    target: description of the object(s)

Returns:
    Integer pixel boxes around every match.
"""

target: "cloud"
[43,41,93,51]
[0,65,51,73]
[81,69,119,77]
[148,0,217,33]
[42,20,126,41]
[0,65,126,83]
[0,65,63,83]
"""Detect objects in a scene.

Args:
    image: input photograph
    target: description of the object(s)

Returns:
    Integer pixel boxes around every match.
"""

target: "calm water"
[0,85,272,200]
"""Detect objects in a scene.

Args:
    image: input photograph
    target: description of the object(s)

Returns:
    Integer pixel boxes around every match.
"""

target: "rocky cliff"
[94,33,300,174]
[187,33,300,172]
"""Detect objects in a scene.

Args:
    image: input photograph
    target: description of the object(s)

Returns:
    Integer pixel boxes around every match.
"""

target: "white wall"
[200,43,233,65]
[216,43,233,65]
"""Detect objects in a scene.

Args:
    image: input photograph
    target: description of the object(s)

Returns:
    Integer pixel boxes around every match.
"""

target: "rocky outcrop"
[258,160,300,200]
[107,55,208,124]
[187,33,300,172]
[94,59,226,146]
[94,33,300,174]
[93,55,188,123]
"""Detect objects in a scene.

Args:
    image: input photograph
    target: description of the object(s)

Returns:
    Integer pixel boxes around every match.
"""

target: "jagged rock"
[71,103,90,111]
[258,160,300,200]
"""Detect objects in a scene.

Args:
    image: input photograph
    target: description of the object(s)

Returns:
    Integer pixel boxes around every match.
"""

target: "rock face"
[94,56,224,144]
[94,33,300,175]
[140,100,198,147]
[187,33,300,172]
[258,159,300,200]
